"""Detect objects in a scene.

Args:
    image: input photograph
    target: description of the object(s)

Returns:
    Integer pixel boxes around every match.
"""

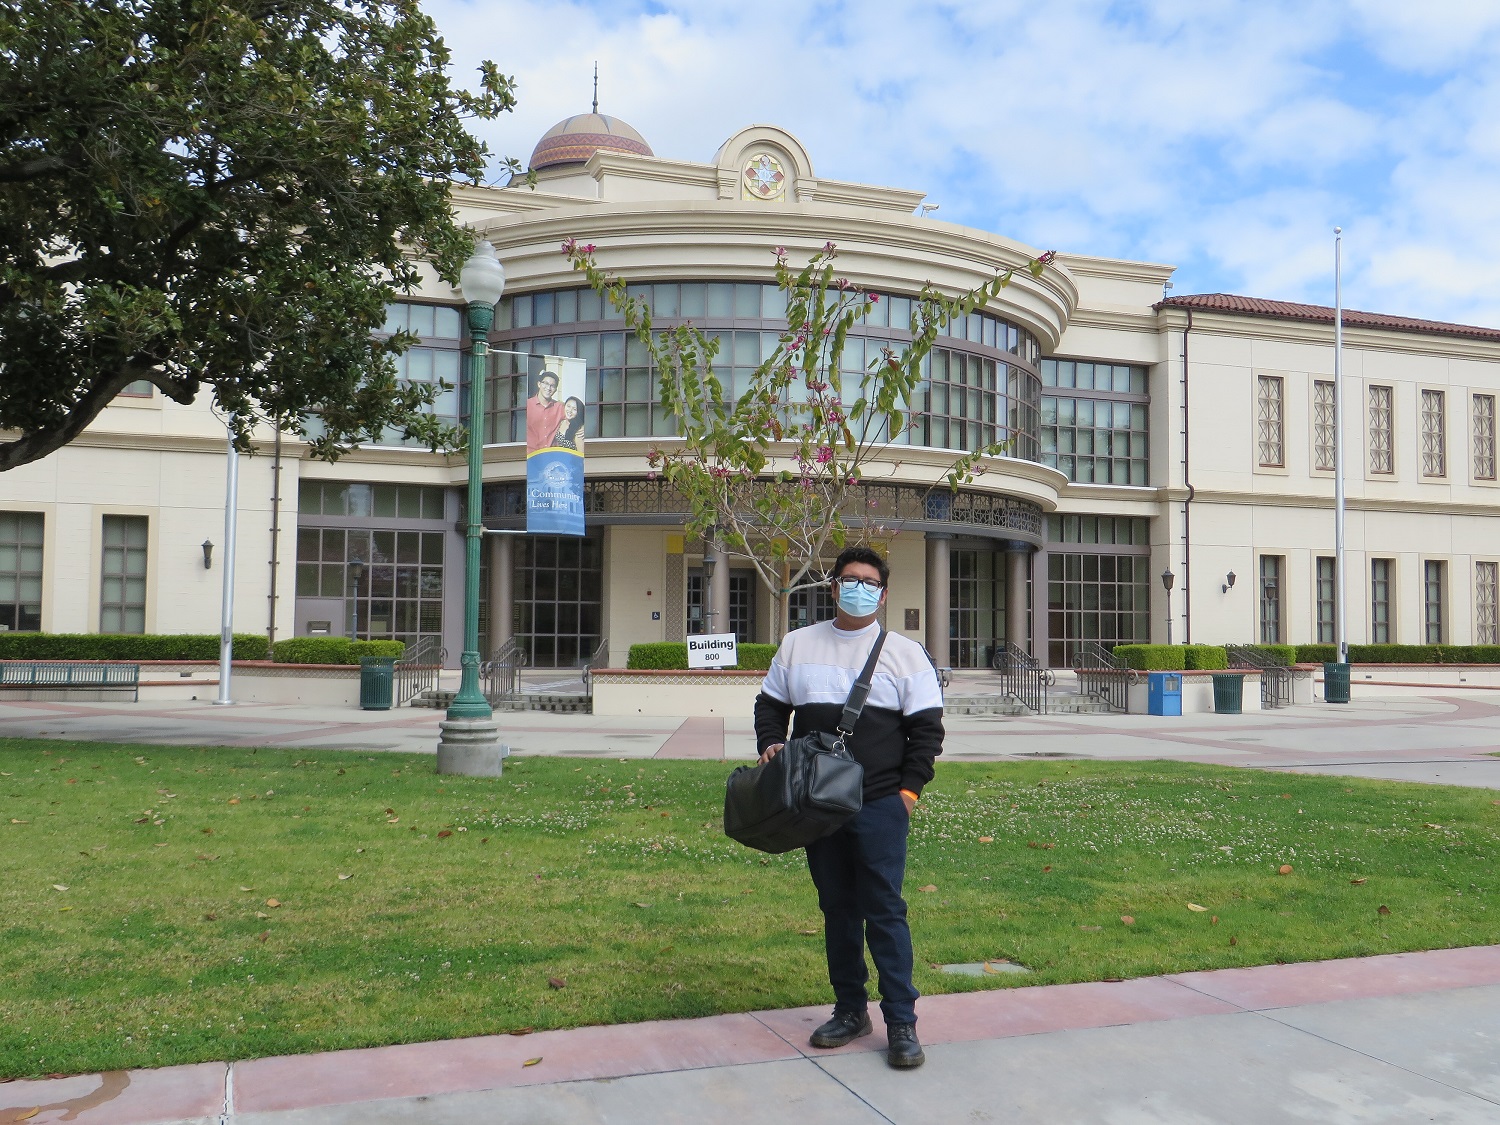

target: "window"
[294,527,445,645]
[686,569,756,642]
[119,380,154,398]
[100,515,148,634]
[1368,386,1393,474]
[1257,375,1284,467]
[1315,556,1336,644]
[1475,394,1496,480]
[787,583,836,632]
[1476,561,1498,645]
[1424,560,1446,643]
[951,549,1006,668]
[1259,554,1283,644]
[1040,393,1149,486]
[1421,389,1446,477]
[1370,559,1392,643]
[1313,380,1336,471]
[514,534,602,667]
[298,481,446,520]
[0,512,43,632]
[1046,553,1151,668]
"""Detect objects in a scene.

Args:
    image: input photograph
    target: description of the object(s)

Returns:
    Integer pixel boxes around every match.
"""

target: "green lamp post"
[438,239,507,775]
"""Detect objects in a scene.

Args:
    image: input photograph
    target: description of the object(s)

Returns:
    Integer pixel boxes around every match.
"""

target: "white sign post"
[687,633,738,669]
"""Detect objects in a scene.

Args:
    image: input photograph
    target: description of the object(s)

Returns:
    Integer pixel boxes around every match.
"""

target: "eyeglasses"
[834,576,884,592]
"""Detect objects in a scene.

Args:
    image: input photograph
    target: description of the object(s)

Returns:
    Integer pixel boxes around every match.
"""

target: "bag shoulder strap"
[837,628,888,736]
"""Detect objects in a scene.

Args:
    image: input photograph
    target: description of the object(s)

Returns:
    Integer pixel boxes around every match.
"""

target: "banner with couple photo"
[523,355,587,536]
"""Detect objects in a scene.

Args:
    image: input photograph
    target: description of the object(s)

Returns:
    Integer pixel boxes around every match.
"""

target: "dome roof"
[529,113,653,170]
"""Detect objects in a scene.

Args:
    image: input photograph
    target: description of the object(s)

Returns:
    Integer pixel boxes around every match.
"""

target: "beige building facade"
[4,117,1498,667]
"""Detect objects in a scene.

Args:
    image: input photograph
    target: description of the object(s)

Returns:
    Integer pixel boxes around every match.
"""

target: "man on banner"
[525,370,565,454]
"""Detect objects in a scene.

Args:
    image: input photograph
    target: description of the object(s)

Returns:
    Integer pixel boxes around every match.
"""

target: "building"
[5,116,1498,667]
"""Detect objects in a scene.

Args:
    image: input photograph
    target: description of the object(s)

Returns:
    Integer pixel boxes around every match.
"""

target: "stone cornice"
[1161,485,1500,519]
[1156,306,1500,363]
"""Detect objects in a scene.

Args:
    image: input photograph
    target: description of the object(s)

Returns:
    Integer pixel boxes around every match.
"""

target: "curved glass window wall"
[486,283,1042,462]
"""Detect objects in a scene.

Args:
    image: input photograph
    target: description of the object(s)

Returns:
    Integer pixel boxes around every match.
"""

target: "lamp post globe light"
[437,239,509,777]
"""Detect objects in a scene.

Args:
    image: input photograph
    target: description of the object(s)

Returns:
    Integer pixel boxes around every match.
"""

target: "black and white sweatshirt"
[753,620,945,802]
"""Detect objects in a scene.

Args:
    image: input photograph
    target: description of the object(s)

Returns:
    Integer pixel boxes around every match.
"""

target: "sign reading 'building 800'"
[687,633,738,669]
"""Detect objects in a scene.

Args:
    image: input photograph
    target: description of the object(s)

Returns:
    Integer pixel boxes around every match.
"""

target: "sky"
[425,0,1500,328]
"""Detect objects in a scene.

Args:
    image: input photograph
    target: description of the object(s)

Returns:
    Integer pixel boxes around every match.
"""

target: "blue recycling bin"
[1146,671,1183,716]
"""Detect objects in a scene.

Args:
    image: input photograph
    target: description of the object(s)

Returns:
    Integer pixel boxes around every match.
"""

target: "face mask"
[836,581,883,618]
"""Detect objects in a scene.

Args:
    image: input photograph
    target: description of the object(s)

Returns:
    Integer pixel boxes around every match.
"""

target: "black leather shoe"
[809,1008,873,1048]
[886,1022,925,1068]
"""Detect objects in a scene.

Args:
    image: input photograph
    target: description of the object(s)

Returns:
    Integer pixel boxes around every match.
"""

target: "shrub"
[1295,644,1338,664]
[0,633,268,661]
[350,640,406,661]
[1258,644,1297,667]
[626,641,777,670]
[1113,644,1186,671]
[1183,644,1228,670]
[272,637,354,665]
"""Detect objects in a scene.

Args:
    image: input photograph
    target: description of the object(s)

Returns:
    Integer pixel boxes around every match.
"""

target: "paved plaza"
[3,679,1498,1122]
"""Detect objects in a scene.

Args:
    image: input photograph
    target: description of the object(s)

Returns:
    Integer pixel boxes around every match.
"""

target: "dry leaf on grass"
[1186,903,1207,912]
[255,911,269,919]
[917,885,937,893]
[1229,936,1238,946]
[265,898,281,908]
[437,830,452,838]
[228,799,239,805]
[507,1028,534,1036]
[51,885,67,892]
[1278,865,1294,875]
[338,874,352,881]
[547,977,566,989]
[1080,925,1102,932]
[1120,915,1135,925]
[977,836,993,843]
[1351,878,1368,885]
[1377,905,1391,916]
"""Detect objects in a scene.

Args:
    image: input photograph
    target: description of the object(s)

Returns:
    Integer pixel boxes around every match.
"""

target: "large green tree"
[0,0,517,470]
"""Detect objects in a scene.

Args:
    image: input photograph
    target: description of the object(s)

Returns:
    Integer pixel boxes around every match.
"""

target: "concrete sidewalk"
[4,945,1499,1123]
[2,686,1498,787]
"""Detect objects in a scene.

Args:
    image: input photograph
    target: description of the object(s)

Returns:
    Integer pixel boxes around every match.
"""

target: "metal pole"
[446,299,495,720]
[1334,228,1348,663]
[1165,590,1173,647]
[214,418,239,705]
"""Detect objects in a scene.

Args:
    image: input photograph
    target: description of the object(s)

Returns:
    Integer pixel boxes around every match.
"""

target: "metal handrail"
[481,636,528,701]
[994,641,1053,714]
[1225,644,1293,709]
[394,637,444,706]
[579,637,609,697]
[1071,641,1135,712]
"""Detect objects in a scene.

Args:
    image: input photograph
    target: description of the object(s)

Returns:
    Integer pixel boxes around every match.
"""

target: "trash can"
[359,655,395,711]
[1146,671,1183,716]
[1211,672,1245,715]
[1323,662,1351,704]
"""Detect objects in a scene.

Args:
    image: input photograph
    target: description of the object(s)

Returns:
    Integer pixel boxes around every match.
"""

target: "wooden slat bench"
[0,662,141,702]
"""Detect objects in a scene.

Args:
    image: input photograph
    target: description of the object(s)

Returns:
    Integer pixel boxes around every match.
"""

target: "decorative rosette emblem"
[742,153,787,201]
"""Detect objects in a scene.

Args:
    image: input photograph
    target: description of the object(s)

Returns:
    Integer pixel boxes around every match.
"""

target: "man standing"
[525,370,564,453]
[754,545,944,1069]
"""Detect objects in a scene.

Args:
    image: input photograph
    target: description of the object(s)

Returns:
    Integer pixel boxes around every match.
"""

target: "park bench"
[0,661,141,702]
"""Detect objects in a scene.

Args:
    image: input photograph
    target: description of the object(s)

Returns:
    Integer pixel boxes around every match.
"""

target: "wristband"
[900,789,919,803]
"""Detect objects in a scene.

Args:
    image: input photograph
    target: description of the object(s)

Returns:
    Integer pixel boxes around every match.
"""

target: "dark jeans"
[805,792,918,1026]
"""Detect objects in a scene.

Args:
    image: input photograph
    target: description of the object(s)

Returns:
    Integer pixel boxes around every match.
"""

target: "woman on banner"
[552,396,586,452]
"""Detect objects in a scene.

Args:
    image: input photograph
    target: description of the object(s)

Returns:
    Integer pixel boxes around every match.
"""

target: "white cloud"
[424,0,1500,326]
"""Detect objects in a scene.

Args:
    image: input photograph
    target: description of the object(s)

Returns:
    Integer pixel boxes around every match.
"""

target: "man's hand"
[758,742,784,764]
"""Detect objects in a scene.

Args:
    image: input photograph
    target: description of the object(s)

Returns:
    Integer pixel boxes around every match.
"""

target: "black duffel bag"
[724,629,887,854]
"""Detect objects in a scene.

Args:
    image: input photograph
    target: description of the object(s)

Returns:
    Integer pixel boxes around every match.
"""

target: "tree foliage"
[565,239,1055,635]
[0,0,518,470]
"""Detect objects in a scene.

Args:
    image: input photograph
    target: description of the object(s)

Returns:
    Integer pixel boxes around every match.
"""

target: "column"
[1006,542,1030,652]
[488,532,513,654]
[707,539,731,636]
[925,533,950,661]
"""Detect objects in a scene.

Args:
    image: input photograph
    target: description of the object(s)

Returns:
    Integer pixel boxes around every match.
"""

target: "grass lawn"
[3,737,1499,1080]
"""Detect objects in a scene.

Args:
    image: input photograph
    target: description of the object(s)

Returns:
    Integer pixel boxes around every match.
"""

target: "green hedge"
[1293,643,1500,665]
[271,637,406,665]
[1113,644,1186,670]
[1183,644,1228,670]
[1257,644,1298,667]
[626,642,777,670]
[0,633,269,661]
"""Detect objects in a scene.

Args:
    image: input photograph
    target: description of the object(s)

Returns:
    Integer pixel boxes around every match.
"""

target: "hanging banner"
[525,355,587,536]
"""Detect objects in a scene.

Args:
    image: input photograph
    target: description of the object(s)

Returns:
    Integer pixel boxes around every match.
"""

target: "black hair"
[557,397,585,443]
[830,545,889,587]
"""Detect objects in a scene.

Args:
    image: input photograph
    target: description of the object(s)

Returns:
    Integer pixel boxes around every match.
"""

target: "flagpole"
[1334,228,1347,664]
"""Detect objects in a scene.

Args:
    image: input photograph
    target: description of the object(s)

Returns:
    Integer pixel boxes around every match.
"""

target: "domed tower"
[529,113,653,171]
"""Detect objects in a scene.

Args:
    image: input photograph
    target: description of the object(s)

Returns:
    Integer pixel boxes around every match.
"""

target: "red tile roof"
[1157,293,1500,345]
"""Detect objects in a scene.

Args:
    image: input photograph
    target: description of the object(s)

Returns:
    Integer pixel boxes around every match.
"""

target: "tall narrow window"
[1423,560,1446,643]
[100,515,148,634]
[1313,380,1336,471]
[1475,394,1496,480]
[1257,375,1284,467]
[1315,556,1336,643]
[1370,559,1392,643]
[1421,389,1446,477]
[1259,554,1283,644]
[0,512,44,632]
[1368,385,1393,474]
[1476,561,1498,645]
